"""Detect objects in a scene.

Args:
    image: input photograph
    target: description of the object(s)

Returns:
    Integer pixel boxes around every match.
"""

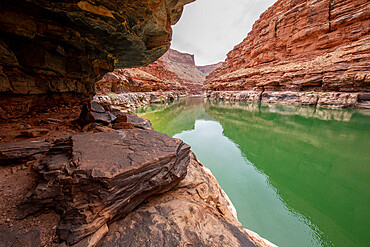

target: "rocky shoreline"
[204,0,369,104]
[206,90,370,109]
[94,91,187,113]
[0,99,275,246]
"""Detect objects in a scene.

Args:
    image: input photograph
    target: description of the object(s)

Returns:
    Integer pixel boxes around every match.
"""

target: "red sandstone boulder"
[19,130,191,245]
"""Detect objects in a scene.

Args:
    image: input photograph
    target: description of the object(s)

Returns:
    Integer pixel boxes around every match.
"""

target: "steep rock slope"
[96,68,187,94]
[0,1,274,246]
[197,62,223,75]
[0,0,194,118]
[97,49,221,94]
[205,0,370,105]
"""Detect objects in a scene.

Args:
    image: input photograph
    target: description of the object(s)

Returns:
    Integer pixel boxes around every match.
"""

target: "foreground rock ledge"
[97,152,274,247]
[20,130,191,245]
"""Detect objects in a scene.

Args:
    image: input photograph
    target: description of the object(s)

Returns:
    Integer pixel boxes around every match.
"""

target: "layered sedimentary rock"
[18,130,190,245]
[205,0,370,107]
[98,152,274,247]
[0,112,273,246]
[97,49,221,95]
[96,68,187,94]
[0,0,194,118]
[140,48,207,94]
[208,90,370,108]
[94,91,185,113]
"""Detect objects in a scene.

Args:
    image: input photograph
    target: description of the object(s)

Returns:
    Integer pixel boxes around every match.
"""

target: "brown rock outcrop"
[205,0,370,105]
[19,130,190,245]
[0,0,194,118]
[97,152,274,247]
[94,91,186,113]
[96,68,187,94]
[0,134,273,246]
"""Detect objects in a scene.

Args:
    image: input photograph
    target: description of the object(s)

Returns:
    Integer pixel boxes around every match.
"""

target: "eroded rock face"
[197,62,223,75]
[94,91,186,113]
[20,130,191,245]
[0,0,194,117]
[97,49,221,95]
[96,68,188,94]
[97,153,272,247]
[205,0,370,95]
[207,90,370,108]
[139,48,207,94]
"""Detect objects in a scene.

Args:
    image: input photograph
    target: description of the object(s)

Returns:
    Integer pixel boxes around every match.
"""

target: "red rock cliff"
[97,49,221,95]
[205,0,370,93]
[139,48,207,94]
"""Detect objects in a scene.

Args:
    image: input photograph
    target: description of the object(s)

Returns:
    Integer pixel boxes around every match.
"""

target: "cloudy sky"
[171,0,277,66]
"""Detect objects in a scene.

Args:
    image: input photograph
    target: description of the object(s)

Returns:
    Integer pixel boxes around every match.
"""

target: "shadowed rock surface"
[20,130,191,245]
[0,0,194,118]
[0,141,51,165]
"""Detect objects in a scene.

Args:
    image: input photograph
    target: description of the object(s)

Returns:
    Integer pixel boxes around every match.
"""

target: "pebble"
[11,167,17,174]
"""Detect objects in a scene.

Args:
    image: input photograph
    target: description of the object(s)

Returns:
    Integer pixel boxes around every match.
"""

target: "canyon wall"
[96,68,188,94]
[197,62,223,75]
[204,0,370,107]
[97,49,220,95]
[0,0,194,118]
[0,1,274,246]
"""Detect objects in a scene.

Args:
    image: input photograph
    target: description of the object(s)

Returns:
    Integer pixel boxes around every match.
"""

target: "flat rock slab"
[97,153,269,247]
[0,141,51,165]
[113,112,153,130]
[21,130,190,245]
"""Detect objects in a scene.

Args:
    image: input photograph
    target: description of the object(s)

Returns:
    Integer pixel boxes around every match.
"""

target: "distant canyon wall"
[204,0,370,96]
[97,49,221,95]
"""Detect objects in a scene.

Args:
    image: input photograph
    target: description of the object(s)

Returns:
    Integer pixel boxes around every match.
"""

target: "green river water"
[135,96,370,247]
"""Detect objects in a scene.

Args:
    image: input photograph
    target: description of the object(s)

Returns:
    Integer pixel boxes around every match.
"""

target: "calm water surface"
[136,97,370,247]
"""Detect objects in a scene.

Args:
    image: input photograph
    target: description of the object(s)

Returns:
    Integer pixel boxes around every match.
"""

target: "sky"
[171,0,277,66]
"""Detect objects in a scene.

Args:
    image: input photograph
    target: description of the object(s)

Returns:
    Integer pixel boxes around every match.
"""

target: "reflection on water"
[136,97,370,247]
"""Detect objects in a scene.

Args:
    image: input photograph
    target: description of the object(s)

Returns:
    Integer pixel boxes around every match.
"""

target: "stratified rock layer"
[94,91,186,113]
[96,68,187,94]
[0,0,194,117]
[21,130,191,245]
[97,153,272,247]
[1,134,274,246]
[205,0,370,96]
[207,90,370,108]
[97,49,222,95]
[139,48,207,94]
